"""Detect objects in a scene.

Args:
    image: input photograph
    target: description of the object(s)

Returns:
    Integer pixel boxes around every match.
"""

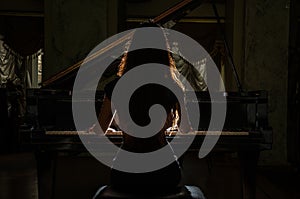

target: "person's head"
[117,23,177,79]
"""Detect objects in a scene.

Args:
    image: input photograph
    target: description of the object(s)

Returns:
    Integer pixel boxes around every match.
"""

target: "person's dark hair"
[108,23,184,189]
[114,26,183,131]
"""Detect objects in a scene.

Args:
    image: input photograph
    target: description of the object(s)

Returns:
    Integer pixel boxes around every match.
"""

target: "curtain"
[24,52,41,88]
[0,41,23,87]
[170,40,225,92]
[0,40,41,117]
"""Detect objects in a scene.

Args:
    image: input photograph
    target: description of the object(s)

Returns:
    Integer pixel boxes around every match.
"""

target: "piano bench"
[93,185,206,199]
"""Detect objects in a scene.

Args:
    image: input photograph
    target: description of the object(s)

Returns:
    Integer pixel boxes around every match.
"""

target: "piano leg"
[239,151,260,199]
[35,151,57,199]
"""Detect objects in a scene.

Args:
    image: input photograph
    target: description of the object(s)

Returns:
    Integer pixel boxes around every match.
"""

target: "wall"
[126,0,225,18]
[244,0,290,164]
[43,0,118,81]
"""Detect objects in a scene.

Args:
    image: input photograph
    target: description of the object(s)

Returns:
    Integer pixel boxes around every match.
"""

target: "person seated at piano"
[92,23,192,194]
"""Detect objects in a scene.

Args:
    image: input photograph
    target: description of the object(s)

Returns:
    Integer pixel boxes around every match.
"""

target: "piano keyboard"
[45,130,249,136]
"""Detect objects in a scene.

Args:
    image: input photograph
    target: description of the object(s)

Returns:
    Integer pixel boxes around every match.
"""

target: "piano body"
[20,1,272,199]
[22,89,272,152]
[21,90,272,199]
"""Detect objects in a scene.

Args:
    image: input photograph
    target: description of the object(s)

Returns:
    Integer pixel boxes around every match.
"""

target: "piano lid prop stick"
[104,110,117,136]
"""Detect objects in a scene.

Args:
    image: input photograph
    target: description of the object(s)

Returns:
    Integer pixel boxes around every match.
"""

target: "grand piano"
[20,1,272,199]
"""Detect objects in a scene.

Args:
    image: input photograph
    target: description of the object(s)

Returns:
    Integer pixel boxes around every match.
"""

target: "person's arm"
[91,95,113,134]
[177,101,192,134]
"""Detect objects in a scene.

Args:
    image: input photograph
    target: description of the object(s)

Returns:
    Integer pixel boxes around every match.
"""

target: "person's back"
[98,26,190,193]
[103,49,184,192]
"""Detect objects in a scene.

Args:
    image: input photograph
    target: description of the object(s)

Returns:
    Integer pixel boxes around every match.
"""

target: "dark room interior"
[0,0,300,199]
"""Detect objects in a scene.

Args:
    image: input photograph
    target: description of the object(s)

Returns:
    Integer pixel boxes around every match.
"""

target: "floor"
[0,152,299,199]
[256,167,300,199]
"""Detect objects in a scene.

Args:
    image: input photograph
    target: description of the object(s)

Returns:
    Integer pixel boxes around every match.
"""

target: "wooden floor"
[0,153,299,199]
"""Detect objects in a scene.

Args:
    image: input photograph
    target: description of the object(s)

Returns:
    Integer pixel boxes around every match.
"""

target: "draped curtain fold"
[170,40,225,92]
[0,40,41,117]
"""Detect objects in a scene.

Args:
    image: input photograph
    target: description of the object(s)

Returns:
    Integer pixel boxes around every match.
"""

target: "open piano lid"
[41,0,208,89]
